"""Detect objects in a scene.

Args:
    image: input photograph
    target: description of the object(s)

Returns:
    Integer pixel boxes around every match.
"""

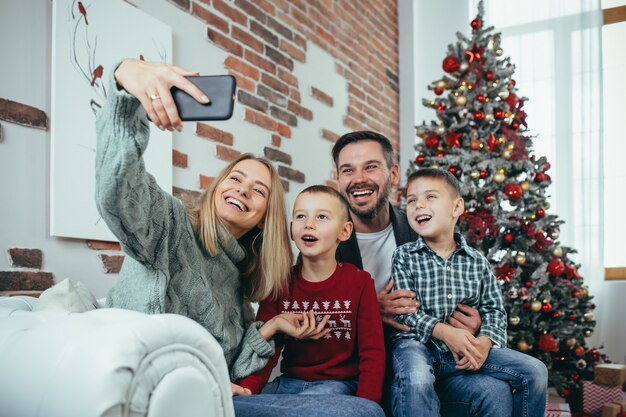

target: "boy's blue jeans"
[390,338,548,417]
[261,375,357,396]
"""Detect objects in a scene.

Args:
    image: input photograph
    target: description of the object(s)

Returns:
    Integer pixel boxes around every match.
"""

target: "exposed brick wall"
[3,0,399,293]
[0,247,53,297]
[170,0,400,188]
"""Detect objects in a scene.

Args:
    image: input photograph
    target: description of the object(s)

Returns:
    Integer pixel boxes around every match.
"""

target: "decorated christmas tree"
[408,1,604,400]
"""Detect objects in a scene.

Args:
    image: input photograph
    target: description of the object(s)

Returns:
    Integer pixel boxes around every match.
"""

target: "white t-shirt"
[356,223,397,293]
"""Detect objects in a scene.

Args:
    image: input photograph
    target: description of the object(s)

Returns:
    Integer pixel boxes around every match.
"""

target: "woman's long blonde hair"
[188,154,292,302]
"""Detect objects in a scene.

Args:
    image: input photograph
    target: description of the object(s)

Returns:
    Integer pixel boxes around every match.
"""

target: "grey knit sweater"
[95,73,273,380]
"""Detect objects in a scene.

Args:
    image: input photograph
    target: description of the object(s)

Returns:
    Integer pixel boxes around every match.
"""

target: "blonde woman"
[96,59,326,389]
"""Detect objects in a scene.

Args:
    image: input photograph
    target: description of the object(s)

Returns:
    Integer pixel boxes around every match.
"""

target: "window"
[602,1,626,279]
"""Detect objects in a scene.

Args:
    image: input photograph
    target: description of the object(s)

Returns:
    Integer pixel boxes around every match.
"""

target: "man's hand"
[231,383,251,396]
[377,279,420,331]
[447,304,481,334]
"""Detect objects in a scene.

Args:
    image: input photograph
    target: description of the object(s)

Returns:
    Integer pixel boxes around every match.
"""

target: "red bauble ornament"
[553,310,563,318]
[470,18,481,29]
[511,121,520,130]
[535,172,547,182]
[435,151,445,158]
[425,134,439,149]
[563,389,570,397]
[504,183,523,202]
[523,301,531,309]
[504,233,514,244]
[434,87,444,95]
[479,170,489,179]
[518,288,529,299]
[547,258,565,277]
[474,111,485,120]
[485,71,495,81]
[536,208,545,218]
[524,280,533,288]
[415,154,425,165]
[477,95,485,102]
[484,193,495,203]
[574,346,585,357]
[442,55,461,73]
[544,162,551,171]
[537,334,559,352]
[542,302,552,313]
[437,102,446,111]
[494,110,504,119]
[448,166,458,175]
[572,374,581,382]
[569,314,576,321]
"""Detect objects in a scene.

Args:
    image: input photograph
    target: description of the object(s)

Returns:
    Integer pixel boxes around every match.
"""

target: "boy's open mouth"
[416,215,432,225]
[302,234,318,242]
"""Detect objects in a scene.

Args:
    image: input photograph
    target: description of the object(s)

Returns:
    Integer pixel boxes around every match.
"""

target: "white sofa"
[0,296,235,417]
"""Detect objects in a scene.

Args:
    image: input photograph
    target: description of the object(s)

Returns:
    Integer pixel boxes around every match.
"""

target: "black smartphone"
[171,75,236,121]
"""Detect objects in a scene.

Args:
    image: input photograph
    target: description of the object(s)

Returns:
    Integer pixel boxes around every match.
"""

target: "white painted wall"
[398,1,469,182]
[0,0,348,298]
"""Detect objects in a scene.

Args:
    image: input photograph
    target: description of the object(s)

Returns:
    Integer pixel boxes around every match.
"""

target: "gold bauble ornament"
[503,150,512,160]
[436,80,447,89]
[582,286,589,296]
[498,89,510,100]
[456,95,467,106]
[530,300,542,312]
[460,61,469,72]
[416,126,428,138]
[430,162,440,168]
[470,171,480,180]
[504,116,513,124]
[517,340,529,352]
[552,247,563,258]
[436,125,446,135]
[566,337,577,347]
[509,316,520,326]
[520,181,530,191]
[584,311,594,321]
[494,173,506,183]
[485,113,494,122]
[495,48,503,56]
[515,252,527,266]
[584,330,593,338]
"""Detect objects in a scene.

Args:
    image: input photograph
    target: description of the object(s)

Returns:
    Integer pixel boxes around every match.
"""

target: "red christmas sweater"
[238,262,385,403]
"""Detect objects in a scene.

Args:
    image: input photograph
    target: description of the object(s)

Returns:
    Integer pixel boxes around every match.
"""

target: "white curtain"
[474,0,605,345]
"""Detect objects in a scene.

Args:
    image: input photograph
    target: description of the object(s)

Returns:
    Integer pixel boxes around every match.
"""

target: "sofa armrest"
[0,306,234,417]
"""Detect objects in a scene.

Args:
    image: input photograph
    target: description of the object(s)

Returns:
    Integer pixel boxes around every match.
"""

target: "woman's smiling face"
[214,159,271,239]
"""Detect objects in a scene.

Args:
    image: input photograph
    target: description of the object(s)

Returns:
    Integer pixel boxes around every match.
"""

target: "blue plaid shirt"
[391,233,507,352]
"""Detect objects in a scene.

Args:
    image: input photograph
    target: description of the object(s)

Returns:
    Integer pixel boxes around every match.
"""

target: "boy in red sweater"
[238,185,385,403]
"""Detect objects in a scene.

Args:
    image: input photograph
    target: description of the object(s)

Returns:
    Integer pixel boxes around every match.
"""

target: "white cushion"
[33,278,98,313]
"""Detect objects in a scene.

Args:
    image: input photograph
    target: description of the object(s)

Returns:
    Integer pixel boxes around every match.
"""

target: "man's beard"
[347,178,392,220]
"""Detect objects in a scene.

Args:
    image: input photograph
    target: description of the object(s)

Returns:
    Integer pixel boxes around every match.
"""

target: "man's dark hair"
[298,185,350,220]
[331,131,395,168]
[406,168,462,197]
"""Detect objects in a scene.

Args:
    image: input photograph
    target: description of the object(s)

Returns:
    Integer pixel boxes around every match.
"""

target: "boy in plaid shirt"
[389,168,547,417]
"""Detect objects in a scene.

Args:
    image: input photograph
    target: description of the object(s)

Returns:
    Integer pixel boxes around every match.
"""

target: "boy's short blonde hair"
[407,168,462,198]
[297,185,350,220]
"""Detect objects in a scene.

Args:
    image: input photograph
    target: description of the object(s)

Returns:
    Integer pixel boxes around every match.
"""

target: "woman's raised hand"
[113,59,210,131]
[259,310,331,341]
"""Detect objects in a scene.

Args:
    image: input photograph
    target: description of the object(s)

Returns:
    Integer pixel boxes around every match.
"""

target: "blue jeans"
[390,339,548,417]
[233,394,385,417]
[261,375,358,395]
